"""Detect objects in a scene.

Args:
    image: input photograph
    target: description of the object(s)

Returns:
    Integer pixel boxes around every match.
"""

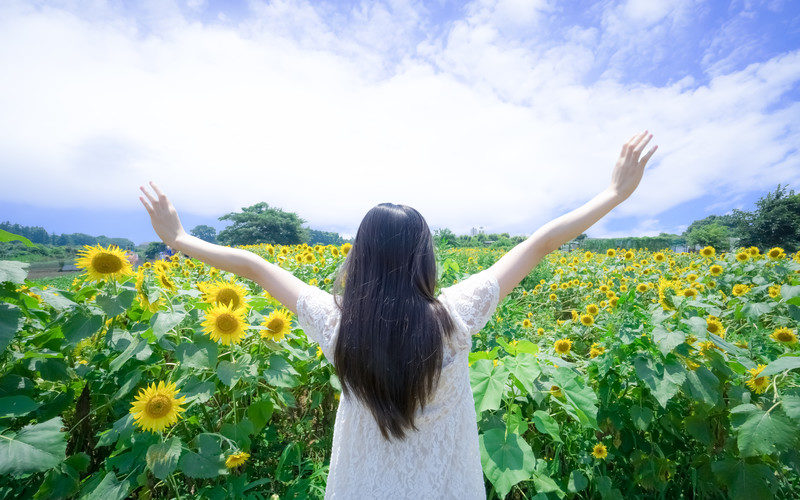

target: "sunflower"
[706,317,725,338]
[261,308,293,342]
[225,451,250,468]
[767,247,785,260]
[129,381,186,433]
[156,272,177,292]
[636,283,649,293]
[522,318,532,328]
[586,303,599,315]
[571,309,579,321]
[549,293,557,301]
[709,265,723,276]
[589,344,605,358]
[549,385,563,398]
[624,251,634,260]
[657,278,680,310]
[735,251,749,262]
[554,338,572,355]
[580,314,594,326]
[700,246,715,258]
[732,284,751,297]
[203,280,250,310]
[745,364,770,394]
[75,244,134,283]
[768,285,781,299]
[606,249,616,257]
[686,273,698,282]
[153,260,172,274]
[201,302,249,345]
[770,327,798,344]
[592,443,608,459]
[341,243,352,255]
[652,252,665,262]
[537,327,544,335]
[681,288,698,300]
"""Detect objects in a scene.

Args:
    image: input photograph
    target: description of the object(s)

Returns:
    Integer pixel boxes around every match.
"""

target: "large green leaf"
[634,355,686,408]
[247,398,274,433]
[95,289,136,317]
[479,427,536,499]
[761,356,800,377]
[220,419,254,450]
[150,308,186,339]
[683,366,721,407]
[176,340,218,370]
[712,458,774,500]
[730,404,796,457]
[262,354,300,388]
[0,417,67,476]
[470,359,510,413]
[146,437,183,480]
[532,410,562,443]
[552,368,598,429]
[0,303,23,352]
[651,325,685,356]
[0,260,29,283]
[503,353,541,398]
[0,230,35,246]
[80,472,131,500]
[179,434,226,479]
[0,395,40,418]
[61,311,103,346]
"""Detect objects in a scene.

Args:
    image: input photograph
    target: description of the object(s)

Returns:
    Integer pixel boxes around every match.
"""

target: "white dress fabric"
[295,269,501,499]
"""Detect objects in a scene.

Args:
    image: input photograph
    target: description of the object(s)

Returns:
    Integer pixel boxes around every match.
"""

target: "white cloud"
[0,0,798,241]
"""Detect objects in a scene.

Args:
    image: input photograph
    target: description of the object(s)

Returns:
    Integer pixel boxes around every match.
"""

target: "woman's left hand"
[139,181,187,247]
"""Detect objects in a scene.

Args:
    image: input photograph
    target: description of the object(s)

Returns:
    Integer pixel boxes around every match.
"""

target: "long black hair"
[330,203,457,441]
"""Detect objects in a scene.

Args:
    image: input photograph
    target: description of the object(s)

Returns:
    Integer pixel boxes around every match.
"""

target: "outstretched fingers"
[139,196,153,214]
[140,185,158,205]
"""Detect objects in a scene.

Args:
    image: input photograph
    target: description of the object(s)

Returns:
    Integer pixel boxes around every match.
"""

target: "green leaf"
[262,354,300,388]
[146,437,183,480]
[634,355,686,408]
[568,469,588,493]
[730,404,796,457]
[181,376,215,404]
[0,260,29,283]
[502,353,541,398]
[552,367,598,429]
[0,395,40,418]
[743,301,774,320]
[0,417,67,476]
[95,289,136,317]
[176,340,218,370]
[0,303,23,352]
[469,359,510,413]
[80,472,131,500]
[683,366,721,407]
[651,325,685,356]
[0,230,35,246]
[761,356,800,377]
[630,406,653,431]
[247,398,274,433]
[61,311,103,346]
[179,434,226,479]
[780,285,800,301]
[782,393,800,422]
[479,427,536,499]
[109,337,151,373]
[38,289,77,310]
[712,458,774,500]
[150,309,186,340]
[221,419,254,450]
[532,410,562,443]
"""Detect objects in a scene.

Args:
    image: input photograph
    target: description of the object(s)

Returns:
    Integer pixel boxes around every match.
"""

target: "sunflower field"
[1,242,800,499]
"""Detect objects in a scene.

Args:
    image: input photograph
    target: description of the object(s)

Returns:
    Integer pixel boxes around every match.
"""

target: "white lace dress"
[295,269,501,499]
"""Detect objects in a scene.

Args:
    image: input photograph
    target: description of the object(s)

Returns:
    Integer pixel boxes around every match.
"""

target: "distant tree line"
[0,221,135,249]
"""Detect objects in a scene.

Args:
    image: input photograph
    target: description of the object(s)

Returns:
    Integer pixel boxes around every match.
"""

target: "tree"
[732,184,800,252]
[307,229,348,246]
[433,228,457,247]
[682,214,739,237]
[685,223,731,252]
[144,242,166,260]
[216,202,308,246]
[190,224,217,243]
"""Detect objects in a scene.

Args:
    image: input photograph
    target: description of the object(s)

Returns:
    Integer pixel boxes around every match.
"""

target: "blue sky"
[1,0,799,245]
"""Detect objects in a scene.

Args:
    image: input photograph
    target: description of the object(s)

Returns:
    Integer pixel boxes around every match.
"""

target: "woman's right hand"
[608,130,657,201]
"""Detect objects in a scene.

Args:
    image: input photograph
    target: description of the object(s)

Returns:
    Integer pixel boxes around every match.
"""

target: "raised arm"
[139,182,308,315]
[487,130,657,302]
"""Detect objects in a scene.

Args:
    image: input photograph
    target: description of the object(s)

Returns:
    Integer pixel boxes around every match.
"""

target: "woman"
[139,131,656,498]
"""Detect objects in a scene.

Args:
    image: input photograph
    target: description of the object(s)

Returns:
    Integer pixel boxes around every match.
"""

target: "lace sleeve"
[296,285,340,362]
[438,269,500,347]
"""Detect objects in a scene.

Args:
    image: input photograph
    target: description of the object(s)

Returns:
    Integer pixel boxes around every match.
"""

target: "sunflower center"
[777,331,794,342]
[91,253,123,274]
[217,289,240,309]
[216,313,239,334]
[145,394,173,418]
[708,323,719,334]
[267,318,284,332]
